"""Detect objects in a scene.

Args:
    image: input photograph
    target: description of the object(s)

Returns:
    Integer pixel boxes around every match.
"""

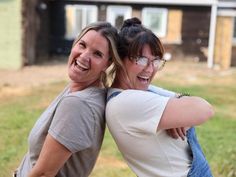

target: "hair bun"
[122,17,141,28]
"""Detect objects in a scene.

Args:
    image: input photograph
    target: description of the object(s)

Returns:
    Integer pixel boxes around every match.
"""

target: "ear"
[108,59,112,67]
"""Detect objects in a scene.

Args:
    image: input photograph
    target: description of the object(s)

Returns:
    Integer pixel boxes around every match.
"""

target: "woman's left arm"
[28,134,72,177]
[148,85,187,140]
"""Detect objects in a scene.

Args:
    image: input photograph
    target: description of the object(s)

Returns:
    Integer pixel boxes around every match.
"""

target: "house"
[0,0,235,69]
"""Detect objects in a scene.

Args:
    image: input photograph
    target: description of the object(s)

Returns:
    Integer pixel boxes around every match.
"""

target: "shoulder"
[69,87,106,100]
[107,89,170,113]
[106,89,170,134]
[55,96,93,121]
[116,89,167,104]
[59,95,87,107]
[62,87,106,109]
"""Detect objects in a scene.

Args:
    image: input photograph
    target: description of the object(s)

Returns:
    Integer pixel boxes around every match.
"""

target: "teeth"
[138,76,149,80]
[76,59,89,70]
[138,76,150,84]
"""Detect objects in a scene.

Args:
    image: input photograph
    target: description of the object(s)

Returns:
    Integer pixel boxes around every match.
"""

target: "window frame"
[142,7,168,37]
[106,5,132,29]
[65,5,98,40]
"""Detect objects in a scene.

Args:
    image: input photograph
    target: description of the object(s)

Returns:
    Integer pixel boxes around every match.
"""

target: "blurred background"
[1,0,236,70]
[0,0,236,177]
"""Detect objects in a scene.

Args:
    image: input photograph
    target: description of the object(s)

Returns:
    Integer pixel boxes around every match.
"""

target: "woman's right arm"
[28,134,72,177]
[158,96,214,130]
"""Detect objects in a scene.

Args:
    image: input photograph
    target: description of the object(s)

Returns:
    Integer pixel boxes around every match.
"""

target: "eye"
[136,56,148,66]
[153,59,161,67]
[94,50,103,58]
[78,41,86,48]
[153,59,166,69]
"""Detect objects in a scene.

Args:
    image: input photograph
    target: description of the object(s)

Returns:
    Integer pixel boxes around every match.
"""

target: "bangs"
[128,32,164,59]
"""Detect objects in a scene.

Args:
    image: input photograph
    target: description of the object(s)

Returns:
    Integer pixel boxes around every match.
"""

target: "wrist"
[175,93,190,98]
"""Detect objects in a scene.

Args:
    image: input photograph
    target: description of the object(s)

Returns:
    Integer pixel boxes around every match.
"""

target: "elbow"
[209,106,215,118]
[208,104,215,119]
[201,103,215,123]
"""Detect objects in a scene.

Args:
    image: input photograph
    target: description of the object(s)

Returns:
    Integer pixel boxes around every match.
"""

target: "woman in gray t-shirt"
[15,21,119,177]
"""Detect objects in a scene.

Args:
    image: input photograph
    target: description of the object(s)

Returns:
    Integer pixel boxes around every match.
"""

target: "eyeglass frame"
[130,56,166,70]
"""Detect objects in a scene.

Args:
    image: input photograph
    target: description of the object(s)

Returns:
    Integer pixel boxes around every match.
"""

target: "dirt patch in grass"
[0,61,68,98]
[156,60,236,86]
[0,60,235,97]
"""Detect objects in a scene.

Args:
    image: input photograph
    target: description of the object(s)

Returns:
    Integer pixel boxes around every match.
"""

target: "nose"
[79,50,91,62]
[144,62,154,73]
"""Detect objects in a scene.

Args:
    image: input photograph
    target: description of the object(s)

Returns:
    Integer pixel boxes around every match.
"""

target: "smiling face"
[122,44,158,90]
[68,30,111,91]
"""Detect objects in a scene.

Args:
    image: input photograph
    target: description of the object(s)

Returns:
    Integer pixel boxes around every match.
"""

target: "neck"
[69,80,102,92]
[112,72,131,90]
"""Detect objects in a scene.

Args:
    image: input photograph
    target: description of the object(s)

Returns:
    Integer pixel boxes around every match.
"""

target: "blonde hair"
[73,21,121,87]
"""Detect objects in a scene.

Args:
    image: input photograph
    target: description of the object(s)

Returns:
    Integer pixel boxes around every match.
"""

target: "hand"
[166,127,186,140]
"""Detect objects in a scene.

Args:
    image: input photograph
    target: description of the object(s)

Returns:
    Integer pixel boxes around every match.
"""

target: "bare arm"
[28,134,72,177]
[158,96,214,130]
[148,85,188,139]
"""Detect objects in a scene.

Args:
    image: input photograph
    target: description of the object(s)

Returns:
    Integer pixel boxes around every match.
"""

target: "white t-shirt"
[106,88,192,177]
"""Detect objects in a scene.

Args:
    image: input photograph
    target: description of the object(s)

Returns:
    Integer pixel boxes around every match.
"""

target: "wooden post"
[21,0,40,65]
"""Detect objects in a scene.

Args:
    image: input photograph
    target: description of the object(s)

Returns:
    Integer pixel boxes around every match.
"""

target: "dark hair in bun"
[117,17,164,61]
[121,17,141,30]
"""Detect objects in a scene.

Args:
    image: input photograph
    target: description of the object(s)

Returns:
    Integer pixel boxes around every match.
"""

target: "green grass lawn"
[0,61,236,177]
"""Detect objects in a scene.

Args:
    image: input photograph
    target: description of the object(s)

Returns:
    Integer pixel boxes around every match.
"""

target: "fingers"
[166,128,186,140]
[166,129,179,139]
[176,127,186,140]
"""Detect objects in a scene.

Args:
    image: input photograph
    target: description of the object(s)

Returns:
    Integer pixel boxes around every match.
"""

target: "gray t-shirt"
[17,86,106,177]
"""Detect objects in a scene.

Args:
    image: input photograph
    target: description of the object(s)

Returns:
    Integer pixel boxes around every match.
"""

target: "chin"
[136,86,148,91]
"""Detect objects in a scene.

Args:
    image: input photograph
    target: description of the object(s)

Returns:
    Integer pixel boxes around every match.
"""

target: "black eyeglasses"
[134,56,166,70]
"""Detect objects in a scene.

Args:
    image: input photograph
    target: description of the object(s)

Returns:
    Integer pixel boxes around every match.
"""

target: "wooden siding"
[163,9,182,44]
[181,6,211,61]
[214,16,233,69]
[22,0,39,65]
[132,7,141,19]
[35,1,50,63]
[22,0,51,65]
[231,46,236,66]
[0,0,21,69]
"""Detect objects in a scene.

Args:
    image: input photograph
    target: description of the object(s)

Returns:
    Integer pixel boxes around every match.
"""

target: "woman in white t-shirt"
[106,17,214,177]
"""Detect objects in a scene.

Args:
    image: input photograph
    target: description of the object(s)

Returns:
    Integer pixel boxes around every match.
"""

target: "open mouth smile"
[75,59,89,71]
[137,75,150,84]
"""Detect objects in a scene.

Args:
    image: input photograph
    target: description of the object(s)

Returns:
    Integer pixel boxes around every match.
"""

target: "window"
[106,5,132,30]
[65,5,98,40]
[142,8,168,37]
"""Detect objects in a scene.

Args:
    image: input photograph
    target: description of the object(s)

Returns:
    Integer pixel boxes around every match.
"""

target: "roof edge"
[77,0,217,6]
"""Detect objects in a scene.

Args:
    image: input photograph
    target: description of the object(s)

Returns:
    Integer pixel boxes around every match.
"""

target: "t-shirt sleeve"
[148,84,176,97]
[48,96,94,153]
[117,90,169,135]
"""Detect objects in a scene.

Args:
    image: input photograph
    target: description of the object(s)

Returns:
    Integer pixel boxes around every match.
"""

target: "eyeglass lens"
[136,57,165,69]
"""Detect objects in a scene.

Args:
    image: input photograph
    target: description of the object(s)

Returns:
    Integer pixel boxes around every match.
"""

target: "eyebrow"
[140,55,160,60]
